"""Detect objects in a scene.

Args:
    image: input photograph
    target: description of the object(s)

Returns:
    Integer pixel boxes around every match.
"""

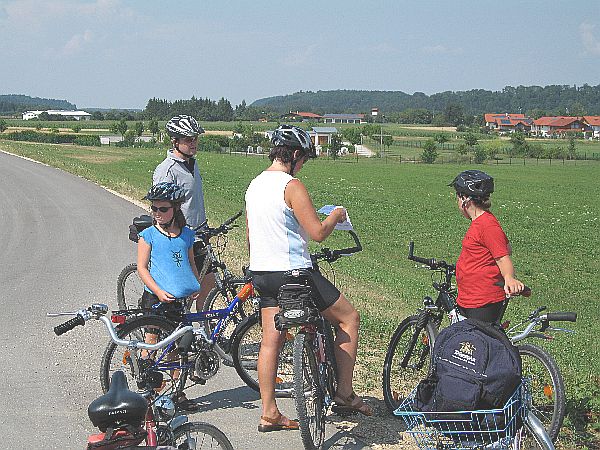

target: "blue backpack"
[415,318,522,416]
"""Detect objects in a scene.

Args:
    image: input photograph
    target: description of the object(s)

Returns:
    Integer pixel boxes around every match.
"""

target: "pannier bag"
[128,214,153,242]
[414,318,522,440]
[274,269,320,331]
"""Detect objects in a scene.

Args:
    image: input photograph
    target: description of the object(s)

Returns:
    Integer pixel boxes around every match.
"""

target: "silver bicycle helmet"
[165,115,205,138]
[143,182,186,202]
[449,170,494,198]
[271,125,316,158]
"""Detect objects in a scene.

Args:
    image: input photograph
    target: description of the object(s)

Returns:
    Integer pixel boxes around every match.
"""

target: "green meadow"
[2,140,598,446]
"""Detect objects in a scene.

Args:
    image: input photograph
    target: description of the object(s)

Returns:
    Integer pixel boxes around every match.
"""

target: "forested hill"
[250,85,600,116]
[0,95,76,115]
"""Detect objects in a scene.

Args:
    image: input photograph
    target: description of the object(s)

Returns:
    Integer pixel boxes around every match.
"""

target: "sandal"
[173,393,200,412]
[257,413,299,432]
[332,391,373,417]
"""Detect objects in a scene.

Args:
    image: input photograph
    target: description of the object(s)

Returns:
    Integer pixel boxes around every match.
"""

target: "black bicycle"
[272,230,362,450]
[382,242,577,443]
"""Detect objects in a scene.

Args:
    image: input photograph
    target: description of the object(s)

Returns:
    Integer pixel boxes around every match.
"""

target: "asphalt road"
[0,151,371,449]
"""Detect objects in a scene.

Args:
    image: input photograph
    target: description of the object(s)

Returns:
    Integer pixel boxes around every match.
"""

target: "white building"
[22,110,92,120]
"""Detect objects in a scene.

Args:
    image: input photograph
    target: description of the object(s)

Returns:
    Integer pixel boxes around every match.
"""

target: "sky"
[1,0,600,109]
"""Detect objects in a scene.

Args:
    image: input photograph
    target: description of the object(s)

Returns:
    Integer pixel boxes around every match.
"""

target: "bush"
[473,146,487,164]
[421,139,438,164]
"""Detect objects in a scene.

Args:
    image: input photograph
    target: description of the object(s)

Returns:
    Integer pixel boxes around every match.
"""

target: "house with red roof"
[484,113,533,133]
[531,116,589,137]
[281,111,323,122]
[583,116,600,139]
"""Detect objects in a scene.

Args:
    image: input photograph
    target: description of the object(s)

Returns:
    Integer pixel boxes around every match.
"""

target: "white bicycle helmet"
[165,115,205,138]
[271,125,316,157]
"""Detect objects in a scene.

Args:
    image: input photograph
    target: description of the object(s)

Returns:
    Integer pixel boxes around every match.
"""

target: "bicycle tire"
[99,315,180,394]
[116,263,144,311]
[230,314,294,397]
[202,281,256,363]
[382,314,437,413]
[171,421,234,450]
[518,343,566,442]
[322,321,338,399]
[294,330,325,450]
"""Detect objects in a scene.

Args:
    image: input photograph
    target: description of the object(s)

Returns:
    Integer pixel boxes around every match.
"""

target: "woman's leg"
[257,306,290,424]
[321,294,360,398]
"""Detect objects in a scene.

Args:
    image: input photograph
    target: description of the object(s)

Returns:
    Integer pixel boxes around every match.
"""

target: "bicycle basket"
[394,380,527,450]
[128,215,152,243]
[274,283,319,330]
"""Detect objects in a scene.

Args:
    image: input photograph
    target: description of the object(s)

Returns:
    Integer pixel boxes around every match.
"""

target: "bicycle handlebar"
[311,230,362,263]
[408,241,455,271]
[49,305,194,350]
[196,210,243,240]
[54,315,85,336]
[546,312,577,322]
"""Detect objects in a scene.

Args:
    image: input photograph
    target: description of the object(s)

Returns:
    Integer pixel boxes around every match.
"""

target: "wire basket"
[394,380,528,449]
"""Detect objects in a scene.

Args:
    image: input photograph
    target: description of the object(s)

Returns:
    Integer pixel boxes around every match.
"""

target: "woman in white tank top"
[245,125,372,433]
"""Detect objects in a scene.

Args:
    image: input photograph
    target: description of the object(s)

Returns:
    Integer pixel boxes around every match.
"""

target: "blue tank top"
[139,226,200,298]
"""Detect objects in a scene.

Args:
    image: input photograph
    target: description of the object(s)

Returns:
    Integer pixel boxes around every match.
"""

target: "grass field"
[2,140,598,447]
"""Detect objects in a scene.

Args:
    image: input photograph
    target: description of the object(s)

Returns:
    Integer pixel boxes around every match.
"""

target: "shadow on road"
[189,385,261,413]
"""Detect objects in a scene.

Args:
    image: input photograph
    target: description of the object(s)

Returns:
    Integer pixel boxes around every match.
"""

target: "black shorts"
[141,290,161,309]
[458,300,508,324]
[250,269,340,312]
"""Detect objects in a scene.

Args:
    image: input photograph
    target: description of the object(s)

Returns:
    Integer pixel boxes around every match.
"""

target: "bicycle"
[382,242,576,444]
[48,303,234,450]
[101,278,294,399]
[117,210,256,364]
[274,230,362,450]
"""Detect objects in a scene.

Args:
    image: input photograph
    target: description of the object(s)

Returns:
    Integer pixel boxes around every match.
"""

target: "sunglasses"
[150,205,173,213]
[181,136,198,144]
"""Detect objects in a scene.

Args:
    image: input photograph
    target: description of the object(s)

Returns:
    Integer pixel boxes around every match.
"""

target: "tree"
[342,127,362,146]
[91,111,104,120]
[329,133,342,159]
[421,139,438,164]
[567,136,577,160]
[134,121,144,137]
[0,119,7,133]
[148,119,159,138]
[71,123,82,133]
[382,134,393,151]
[444,103,464,127]
[434,133,449,146]
[509,132,528,156]
[111,119,128,139]
[473,146,487,164]
[464,133,478,148]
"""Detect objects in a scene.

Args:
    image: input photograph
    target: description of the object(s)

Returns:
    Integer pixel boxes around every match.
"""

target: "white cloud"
[580,22,600,56]
[422,44,463,55]
[61,30,93,56]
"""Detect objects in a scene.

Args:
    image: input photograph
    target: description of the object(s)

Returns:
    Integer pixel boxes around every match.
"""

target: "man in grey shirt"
[153,115,214,304]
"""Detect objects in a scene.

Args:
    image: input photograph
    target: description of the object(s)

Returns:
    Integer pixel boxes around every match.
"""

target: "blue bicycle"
[99,279,294,398]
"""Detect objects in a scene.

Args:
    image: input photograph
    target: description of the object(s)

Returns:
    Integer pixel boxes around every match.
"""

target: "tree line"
[250,84,600,122]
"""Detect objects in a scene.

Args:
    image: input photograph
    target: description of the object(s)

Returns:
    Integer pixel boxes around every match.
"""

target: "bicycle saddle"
[88,371,147,432]
[133,214,152,229]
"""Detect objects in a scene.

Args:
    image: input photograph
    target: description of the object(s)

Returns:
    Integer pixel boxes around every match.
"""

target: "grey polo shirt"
[153,151,207,228]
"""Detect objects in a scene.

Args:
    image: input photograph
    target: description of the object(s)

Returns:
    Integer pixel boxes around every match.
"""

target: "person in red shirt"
[450,170,524,323]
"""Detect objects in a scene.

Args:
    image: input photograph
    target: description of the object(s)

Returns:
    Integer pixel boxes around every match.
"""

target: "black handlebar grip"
[223,210,243,227]
[546,312,577,323]
[54,315,85,336]
[408,241,415,258]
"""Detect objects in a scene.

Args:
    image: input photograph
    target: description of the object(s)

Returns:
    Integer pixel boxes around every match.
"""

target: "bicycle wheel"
[116,263,144,310]
[322,321,338,400]
[518,343,565,442]
[294,330,326,450]
[382,314,437,413]
[230,314,295,397]
[202,281,256,361]
[99,315,180,394]
[172,421,234,450]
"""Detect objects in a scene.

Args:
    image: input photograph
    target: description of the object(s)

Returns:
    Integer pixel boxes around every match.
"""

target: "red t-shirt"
[456,211,510,308]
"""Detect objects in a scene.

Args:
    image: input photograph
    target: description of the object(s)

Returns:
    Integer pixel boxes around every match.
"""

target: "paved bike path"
[0,151,371,449]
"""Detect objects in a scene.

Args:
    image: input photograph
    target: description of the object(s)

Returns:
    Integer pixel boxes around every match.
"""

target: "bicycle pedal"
[189,375,206,385]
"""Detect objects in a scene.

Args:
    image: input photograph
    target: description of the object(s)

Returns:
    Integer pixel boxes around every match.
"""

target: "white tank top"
[245,171,312,271]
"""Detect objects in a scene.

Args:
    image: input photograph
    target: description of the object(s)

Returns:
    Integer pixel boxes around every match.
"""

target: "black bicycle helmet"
[165,115,205,138]
[143,182,186,202]
[449,170,494,198]
[271,125,316,158]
